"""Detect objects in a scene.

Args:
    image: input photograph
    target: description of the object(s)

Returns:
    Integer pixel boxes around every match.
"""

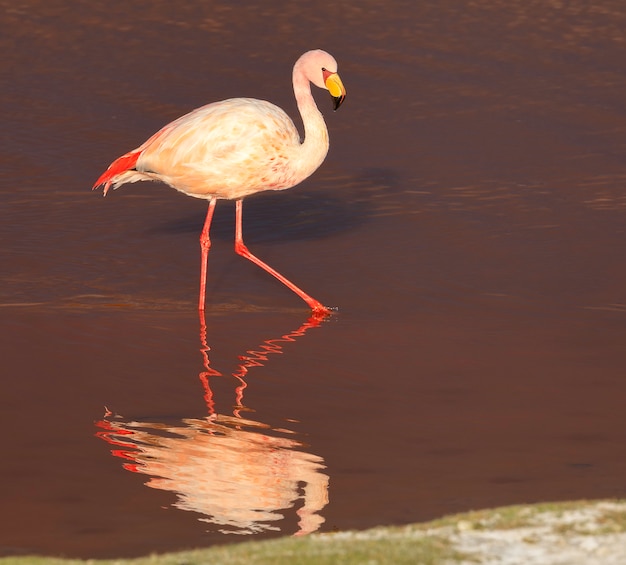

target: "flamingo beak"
[324,72,346,111]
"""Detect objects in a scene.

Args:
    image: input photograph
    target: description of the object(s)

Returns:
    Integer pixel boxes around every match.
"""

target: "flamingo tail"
[92,149,142,195]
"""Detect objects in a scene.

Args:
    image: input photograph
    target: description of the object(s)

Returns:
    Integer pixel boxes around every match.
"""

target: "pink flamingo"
[93,50,346,316]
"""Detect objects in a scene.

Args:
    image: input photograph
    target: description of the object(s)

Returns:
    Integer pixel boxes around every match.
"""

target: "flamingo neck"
[292,67,329,179]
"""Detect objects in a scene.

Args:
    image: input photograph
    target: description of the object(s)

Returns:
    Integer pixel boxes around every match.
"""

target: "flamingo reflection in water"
[95,312,329,536]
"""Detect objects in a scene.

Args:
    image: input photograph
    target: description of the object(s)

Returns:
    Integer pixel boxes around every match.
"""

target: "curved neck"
[292,66,329,178]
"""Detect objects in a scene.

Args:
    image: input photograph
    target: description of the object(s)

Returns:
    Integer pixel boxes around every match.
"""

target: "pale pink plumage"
[93,50,346,315]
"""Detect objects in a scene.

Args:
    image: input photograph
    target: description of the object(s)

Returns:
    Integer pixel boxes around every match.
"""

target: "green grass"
[0,527,463,565]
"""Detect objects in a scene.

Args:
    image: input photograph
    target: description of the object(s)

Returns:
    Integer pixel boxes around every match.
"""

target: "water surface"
[2,0,626,558]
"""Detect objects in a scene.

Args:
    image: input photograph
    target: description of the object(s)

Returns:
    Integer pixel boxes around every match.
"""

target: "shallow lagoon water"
[2,0,626,558]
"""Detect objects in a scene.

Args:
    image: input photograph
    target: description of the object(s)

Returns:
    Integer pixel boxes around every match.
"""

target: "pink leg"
[198,199,217,311]
[234,199,330,315]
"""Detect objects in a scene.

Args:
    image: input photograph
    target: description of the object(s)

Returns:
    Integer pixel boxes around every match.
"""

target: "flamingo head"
[297,50,346,111]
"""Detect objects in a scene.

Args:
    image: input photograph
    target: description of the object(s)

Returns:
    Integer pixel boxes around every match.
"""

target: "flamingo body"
[93,50,346,315]
[97,99,314,200]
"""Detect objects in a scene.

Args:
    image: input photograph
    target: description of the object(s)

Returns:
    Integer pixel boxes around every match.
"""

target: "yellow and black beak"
[324,71,346,111]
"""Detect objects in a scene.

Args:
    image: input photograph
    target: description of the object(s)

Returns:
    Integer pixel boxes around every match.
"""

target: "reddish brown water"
[2,0,626,559]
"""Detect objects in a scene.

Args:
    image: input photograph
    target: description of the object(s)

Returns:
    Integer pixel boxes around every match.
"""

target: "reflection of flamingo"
[96,311,329,536]
[93,50,346,315]
[197,310,324,418]
[96,414,329,535]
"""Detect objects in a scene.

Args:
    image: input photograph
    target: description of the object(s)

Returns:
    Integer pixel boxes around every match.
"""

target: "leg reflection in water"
[96,311,330,536]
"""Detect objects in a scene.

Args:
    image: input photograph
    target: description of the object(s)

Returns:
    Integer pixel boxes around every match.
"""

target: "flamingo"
[93,49,346,316]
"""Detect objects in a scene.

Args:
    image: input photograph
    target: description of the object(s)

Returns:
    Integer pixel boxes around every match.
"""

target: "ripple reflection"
[95,312,329,536]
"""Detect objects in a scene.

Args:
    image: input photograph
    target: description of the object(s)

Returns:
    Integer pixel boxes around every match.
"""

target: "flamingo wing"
[94,99,302,200]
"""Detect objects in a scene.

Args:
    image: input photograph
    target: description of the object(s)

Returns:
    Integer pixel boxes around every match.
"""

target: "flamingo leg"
[198,199,217,311]
[233,199,330,315]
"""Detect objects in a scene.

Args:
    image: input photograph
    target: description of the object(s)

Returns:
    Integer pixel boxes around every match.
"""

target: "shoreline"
[3,499,626,564]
